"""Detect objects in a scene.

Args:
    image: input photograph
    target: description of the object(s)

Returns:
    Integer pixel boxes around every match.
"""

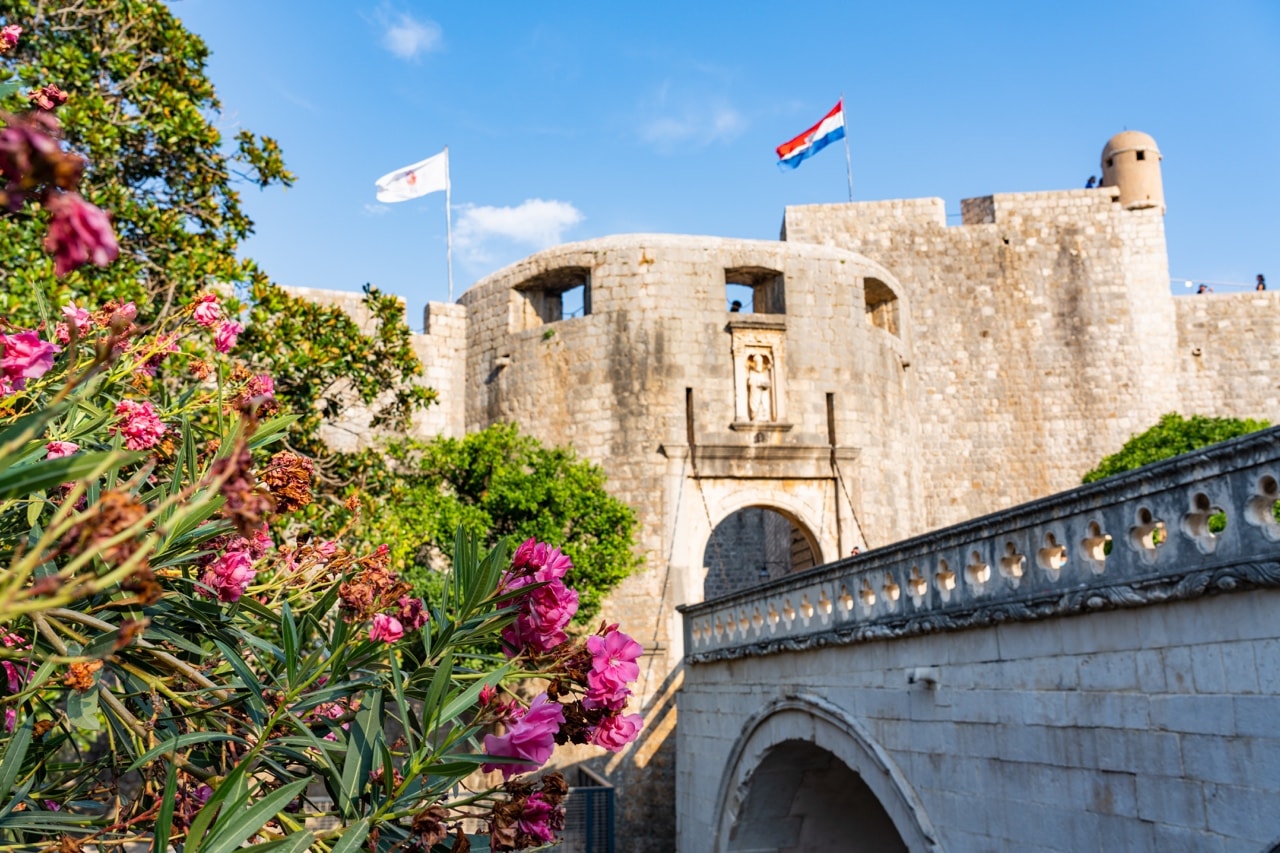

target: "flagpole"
[841,93,853,202]
[444,145,454,302]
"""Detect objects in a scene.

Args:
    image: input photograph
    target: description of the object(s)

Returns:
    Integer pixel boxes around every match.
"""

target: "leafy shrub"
[1082,413,1270,484]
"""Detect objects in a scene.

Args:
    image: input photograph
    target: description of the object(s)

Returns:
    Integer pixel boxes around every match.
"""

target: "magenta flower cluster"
[0,330,59,395]
[479,540,646,780]
[368,595,429,643]
[110,400,167,451]
[500,539,579,656]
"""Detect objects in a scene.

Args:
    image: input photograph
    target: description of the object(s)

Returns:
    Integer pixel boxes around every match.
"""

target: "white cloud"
[454,199,584,262]
[637,83,745,151]
[362,203,392,216]
[380,11,442,60]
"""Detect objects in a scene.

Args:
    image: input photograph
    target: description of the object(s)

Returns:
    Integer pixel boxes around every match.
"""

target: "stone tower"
[1101,130,1165,213]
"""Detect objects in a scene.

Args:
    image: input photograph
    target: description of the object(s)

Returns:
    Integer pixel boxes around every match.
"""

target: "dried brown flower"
[122,567,163,604]
[32,720,54,738]
[64,490,148,565]
[259,451,313,514]
[62,660,102,693]
[212,445,274,538]
[411,804,450,848]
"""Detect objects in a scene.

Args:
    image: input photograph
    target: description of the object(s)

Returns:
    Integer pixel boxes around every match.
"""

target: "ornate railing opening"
[681,427,1280,663]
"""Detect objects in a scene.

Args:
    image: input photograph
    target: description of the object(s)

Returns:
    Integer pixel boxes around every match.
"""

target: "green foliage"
[383,424,642,623]
[0,0,294,321]
[1082,413,1270,484]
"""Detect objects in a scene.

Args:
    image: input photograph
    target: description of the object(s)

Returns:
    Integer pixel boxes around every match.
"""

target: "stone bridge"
[676,428,1280,852]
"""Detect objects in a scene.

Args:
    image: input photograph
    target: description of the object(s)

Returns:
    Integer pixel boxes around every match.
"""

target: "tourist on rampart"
[1258,274,1267,291]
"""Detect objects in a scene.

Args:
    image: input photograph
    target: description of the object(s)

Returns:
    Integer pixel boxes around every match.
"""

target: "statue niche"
[729,320,788,430]
[746,351,775,422]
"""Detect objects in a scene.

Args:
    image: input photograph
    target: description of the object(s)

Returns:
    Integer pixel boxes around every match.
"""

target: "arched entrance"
[703,506,820,600]
[727,740,906,852]
[714,695,941,853]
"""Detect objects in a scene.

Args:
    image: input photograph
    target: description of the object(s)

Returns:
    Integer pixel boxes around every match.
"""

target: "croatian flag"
[776,100,845,170]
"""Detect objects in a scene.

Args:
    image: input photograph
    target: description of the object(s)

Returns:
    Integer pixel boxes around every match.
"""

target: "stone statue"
[746,352,773,422]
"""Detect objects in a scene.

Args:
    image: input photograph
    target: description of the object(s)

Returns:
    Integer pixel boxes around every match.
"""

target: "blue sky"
[175,0,1280,327]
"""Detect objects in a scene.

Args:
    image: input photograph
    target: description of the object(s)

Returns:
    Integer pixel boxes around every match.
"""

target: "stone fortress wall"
[297,131,1280,851]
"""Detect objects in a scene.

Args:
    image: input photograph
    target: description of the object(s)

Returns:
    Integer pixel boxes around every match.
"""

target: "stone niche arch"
[703,505,820,600]
[714,694,941,853]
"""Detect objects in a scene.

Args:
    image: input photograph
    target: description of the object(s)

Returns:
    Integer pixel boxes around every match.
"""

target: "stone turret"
[1101,130,1164,213]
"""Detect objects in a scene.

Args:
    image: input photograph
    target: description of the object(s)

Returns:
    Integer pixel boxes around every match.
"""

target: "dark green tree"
[380,424,642,623]
[1083,412,1270,483]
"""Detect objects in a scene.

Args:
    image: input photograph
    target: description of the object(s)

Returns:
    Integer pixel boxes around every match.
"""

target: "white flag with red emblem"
[375,148,449,203]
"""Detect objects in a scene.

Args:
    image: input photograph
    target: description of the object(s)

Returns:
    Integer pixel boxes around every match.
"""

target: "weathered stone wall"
[680,591,1280,851]
[783,188,1179,532]
[1175,290,1280,422]
[678,427,1280,851]
[278,287,466,448]
[458,235,921,852]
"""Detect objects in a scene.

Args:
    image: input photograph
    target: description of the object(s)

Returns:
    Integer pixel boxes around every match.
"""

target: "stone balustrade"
[680,427,1280,664]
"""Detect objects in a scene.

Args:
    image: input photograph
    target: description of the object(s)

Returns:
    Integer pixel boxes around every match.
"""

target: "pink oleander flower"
[584,629,643,709]
[316,540,338,559]
[518,793,559,843]
[192,293,222,327]
[0,25,20,50]
[56,302,91,343]
[215,320,242,354]
[482,692,564,779]
[42,192,119,277]
[198,550,256,603]
[113,302,137,323]
[396,596,429,631]
[45,440,79,459]
[1,331,60,390]
[510,537,574,582]
[500,577,578,657]
[588,712,643,752]
[111,400,166,450]
[369,613,404,643]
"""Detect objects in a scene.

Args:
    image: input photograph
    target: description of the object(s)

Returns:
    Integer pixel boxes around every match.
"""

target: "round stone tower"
[1101,130,1164,213]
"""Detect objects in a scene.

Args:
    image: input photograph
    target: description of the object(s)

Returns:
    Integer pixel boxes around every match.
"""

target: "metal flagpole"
[444,145,454,302]
[841,93,853,202]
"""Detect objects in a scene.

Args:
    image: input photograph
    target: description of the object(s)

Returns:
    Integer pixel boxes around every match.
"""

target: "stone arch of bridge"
[712,693,941,853]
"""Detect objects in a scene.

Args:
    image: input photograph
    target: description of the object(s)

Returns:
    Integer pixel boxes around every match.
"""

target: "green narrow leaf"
[419,652,453,736]
[153,758,181,853]
[127,733,250,773]
[212,640,268,726]
[66,689,103,731]
[437,666,508,726]
[0,450,141,500]
[186,762,253,853]
[239,830,315,853]
[327,818,370,853]
[281,600,298,685]
[0,713,35,801]
[200,777,310,853]
[337,690,384,819]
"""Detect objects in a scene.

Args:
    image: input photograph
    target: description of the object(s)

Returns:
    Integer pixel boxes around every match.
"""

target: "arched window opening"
[727,740,907,852]
[864,277,899,337]
[703,507,819,601]
[515,266,591,330]
[725,267,785,315]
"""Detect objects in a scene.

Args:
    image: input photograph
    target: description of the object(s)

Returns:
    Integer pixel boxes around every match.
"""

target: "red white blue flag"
[776,100,846,169]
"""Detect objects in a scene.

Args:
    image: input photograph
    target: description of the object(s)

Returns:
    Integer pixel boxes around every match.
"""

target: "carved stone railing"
[680,427,1280,664]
